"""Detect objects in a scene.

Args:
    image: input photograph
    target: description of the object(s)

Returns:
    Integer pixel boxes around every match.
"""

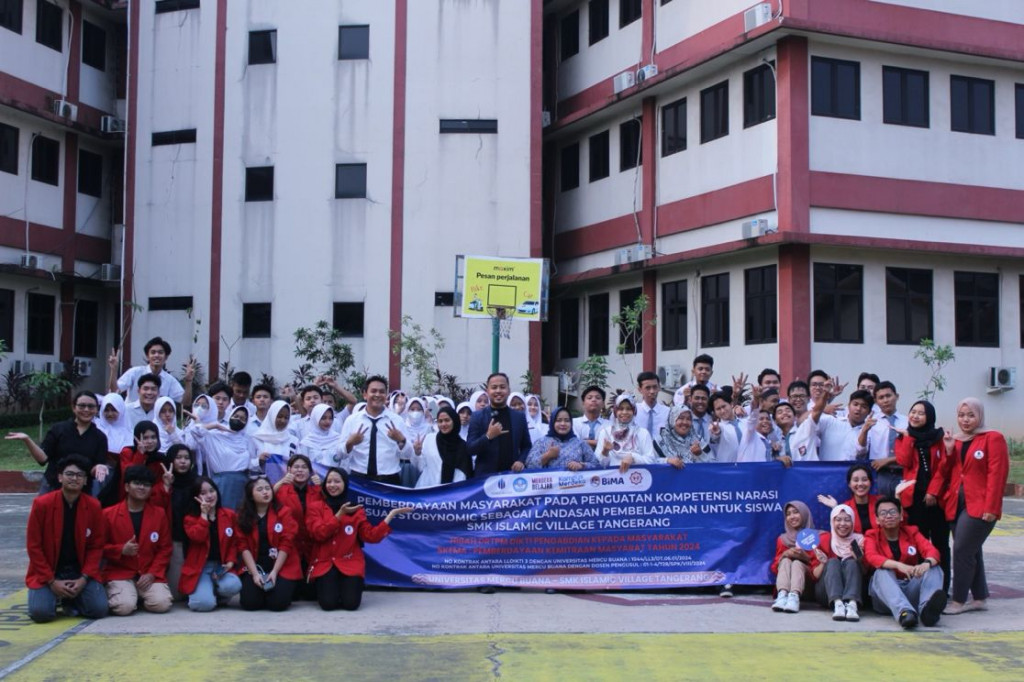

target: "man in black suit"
[467,373,532,476]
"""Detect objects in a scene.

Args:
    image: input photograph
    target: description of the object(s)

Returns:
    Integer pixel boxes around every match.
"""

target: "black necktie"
[367,417,381,477]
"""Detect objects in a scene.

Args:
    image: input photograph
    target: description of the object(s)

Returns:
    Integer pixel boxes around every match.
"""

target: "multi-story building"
[542,0,1024,432]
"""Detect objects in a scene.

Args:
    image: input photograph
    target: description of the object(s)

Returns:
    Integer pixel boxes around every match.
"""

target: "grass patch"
[0,423,61,471]
[1009,438,1024,485]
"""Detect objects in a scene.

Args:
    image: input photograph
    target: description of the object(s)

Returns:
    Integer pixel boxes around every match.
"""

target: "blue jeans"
[869,566,944,622]
[212,471,249,512]
[28,578,108,623]
[187,560,243,612]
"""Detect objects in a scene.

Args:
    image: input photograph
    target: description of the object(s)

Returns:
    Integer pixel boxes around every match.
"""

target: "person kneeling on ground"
[179,476,243,611]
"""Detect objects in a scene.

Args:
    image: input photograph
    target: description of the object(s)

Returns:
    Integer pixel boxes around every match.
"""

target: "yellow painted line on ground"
[991,513,1023,537]
[0,590,84,674]
[7,632,1024,681]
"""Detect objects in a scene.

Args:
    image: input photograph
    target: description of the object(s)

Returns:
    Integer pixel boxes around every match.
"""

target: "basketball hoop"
[488,305,515,339]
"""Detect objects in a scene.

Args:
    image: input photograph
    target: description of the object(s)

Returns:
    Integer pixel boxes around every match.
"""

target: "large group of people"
[10,339,1010,629]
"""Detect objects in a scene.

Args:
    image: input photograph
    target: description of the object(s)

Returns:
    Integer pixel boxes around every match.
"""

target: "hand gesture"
[280,472,295,487]
[336,502,363,518]
[413,435,425,456]
[667,456,685,470]
[862,416,878,431]
[4,432,29,441]
[310,473,322,486]
[731,373,748,394]
[385,421,405,442]
[486,419,509,440]
[601,439,614,456]
[710,421,721,437]
[93,464,109,482]
[894,479,916,497]
[689,441,702,456]
[682,385,692,404]
[346,425,367,450]
[122,535,139,556]
[384,506,416,524]
[107,347,119,371]
[942,428,956,453]
[816,494,837,508]
[161,463,174,488]
[542,445,560,464]
[889,426,908,440]
[195,495,214,518]
[830,376,848,398]
[618,455,633,474]
[510,461,525,473]
[750,384,763,405]
[184,356,196,381]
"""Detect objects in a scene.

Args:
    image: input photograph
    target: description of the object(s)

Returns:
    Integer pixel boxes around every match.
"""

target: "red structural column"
[778,244,811,382]
[122,0,141,365]
[640,96,657,371]
[60,2,83,364]
[388,0,409,388]
[207,0,228,371]
[776,36,809,234]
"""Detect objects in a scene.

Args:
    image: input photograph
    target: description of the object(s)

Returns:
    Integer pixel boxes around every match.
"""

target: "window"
[245,166,274,201]
[332,302,364,337]
[618,287,643,354]
[813,263,863,343]
[886,267,932,345]
[661,97,686,156]
[82,20,106,71]
[1020,276,1024,348]
[811,57,860,120]
[743,63,775,128]
[0,289,14,351]
[951,75,995,135]
[0,123,17,175]
[1017,84,1024,140]
[954,271,998,347]
[73,300,98,358]
[434,292,454,307]
[242,303,272,338]
[589,0,608,45]
[589,130,609,181]
[744,265,777,344]
[0,0,24,34]
[560,10,579,61]
[662,279,687,351]
[35,1,61,52]
[620,118,641,171]
[26,293,55,355]
[335,163,367,199]
[155,0,200,13]
[152,129,197,146]
[338,25,369,60]
[700,80,729,143]
[31,135,59,186]
[560,142,579,191]
[248,29,276,65]
[559,297,580,359]
[588,293,609,356]
[701,273,729,347]
[439,119,498,134]
[148,296,193,311]
[620,0,641,27]
[78,149,102,197]
[883,66,929,128]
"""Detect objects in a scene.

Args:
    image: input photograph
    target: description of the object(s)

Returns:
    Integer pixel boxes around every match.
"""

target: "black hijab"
[320,467,350,514]
[545,407,577,443]
[435,406,472,484]
[906,400,943,447]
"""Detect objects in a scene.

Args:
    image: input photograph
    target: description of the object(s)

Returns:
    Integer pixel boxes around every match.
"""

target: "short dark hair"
[773,401,796,418]
[231,371,252,388]
[57,454,92,475]
[300,384,322,400]
[251,384,274,399]
[123,465,155,485]
[757,368,781,385]
[692,353,714,368]
[485,372,509,386]
[287,454,313,471]
[808,369,829,383]
[581,385,606,401]
[709,391,731,409]
[689,383,711,398]
[636,371,659,386]
[137,372,162,389]
[133,420,158,440]
[857,372,880,386]
[874,380,897,395]
[787,380,809,396]
[875,495,902,514]
[846,462,873,484]
[207,381,231,398]
[72,390,99,407]
[363,375,388,391]
[143,337,171,356]
[849,389,875,409]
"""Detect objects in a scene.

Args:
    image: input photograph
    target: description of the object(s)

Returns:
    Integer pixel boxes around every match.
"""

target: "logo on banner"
[558,474,585,489]
[629,471,643,485]
[590,475,602,487]
[497,478,507,490]
[532,477,553,491]
[513,478,528,492]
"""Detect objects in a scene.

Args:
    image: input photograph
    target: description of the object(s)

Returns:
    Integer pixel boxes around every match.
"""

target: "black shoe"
[920,590,947,627]
[899,610,918,629]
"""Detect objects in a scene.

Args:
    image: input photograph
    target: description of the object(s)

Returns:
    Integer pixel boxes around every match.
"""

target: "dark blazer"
[466,406,532,476]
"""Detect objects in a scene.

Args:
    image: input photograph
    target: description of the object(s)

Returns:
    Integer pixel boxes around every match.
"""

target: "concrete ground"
[1,494,1023,680]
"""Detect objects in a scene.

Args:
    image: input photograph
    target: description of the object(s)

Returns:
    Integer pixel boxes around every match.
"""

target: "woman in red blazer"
[237,476,301,611]
[179,476,243,611]
[273,454,321,599]
[817,463,880,534]
[933,397,1009,615]
[305,468,412,611]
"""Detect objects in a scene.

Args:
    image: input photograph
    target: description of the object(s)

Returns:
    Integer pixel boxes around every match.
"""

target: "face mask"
[229,418,246,432]
[194,405,206,418]
[408,411,424,426]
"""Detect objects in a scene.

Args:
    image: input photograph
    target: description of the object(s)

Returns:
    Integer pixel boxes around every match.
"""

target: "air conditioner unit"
[614,243,653,265]
[53,99,78,121]
[43,362,65,375]
[12,360,34,374]
[636,64,658,84]
[100,115,126,134]
[744,3,773,32]
[613,70,636,95]
[99,263,121,281]
[988,366,1016,391]
[742,218,771,239]
[74,358,94,377]
[541,111,552,128]
[20,254,38,269]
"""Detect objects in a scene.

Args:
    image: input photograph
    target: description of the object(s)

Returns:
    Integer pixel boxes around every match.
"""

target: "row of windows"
[241,302,364,339]
[0,1,107,70]
[559,0,644,60]
[244,164,367,201]
[0,124,104,196]
[248,26,370,63]
[559,267,1018,358]
[0,290,98,357]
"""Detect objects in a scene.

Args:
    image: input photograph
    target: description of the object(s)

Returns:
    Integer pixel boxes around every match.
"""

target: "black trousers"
[907,501,951,594]
[239,573,296,612]
[315,566,365,611]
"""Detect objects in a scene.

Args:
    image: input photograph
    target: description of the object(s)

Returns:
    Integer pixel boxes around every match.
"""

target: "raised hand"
[336,502,363,518]
[161,463,174,489]
[486,419,509,440]
[346,425,367,450]
[122,535,139,557]
[385,421,405,442]
[413,435,425,456]
[384,506,415,524]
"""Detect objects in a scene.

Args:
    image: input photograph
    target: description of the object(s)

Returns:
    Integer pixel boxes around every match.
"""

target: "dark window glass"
[1017,84,1024,140]
[154,0,200,13]
[35,1,61,51]
[26,293,55,355]
[589,130,609,181]
[744,265,777,344]
[242,303,272,338]
[0,289,14,352]
[73,299,98,358]
[619,118,641,171]
[245,166,274,202]
[618,287,643,354]
[661,97,686,156]
[560,142,579,191]
[813,263,863,343]
[743,63,775,128]
[434,292,454,307]
[701,274,729,347]
[82,20,106,70]
[0,122,17,175]
[248,29,276,65]
[560,10,579,61]
[151,129,197,146]
[77,149,102,197]
[886,267,933,345]
[559,297,580,359]
[1020,276,1024,348]
[950,75,995,135]
[148,296,193,311]
[811,57,861,120]
[335,163,367,199]
[338,25,369,60]
[0,0,24,34]
[700,80,729,143]
[883,66,929,128]
[620,0,641,27]
[588,293,609,356]
[662,279,687,351]
[332,302,364,337]
[954,271,999,347]
[439,119,498,134]
[31,135,60,186]
[589,0,608,45]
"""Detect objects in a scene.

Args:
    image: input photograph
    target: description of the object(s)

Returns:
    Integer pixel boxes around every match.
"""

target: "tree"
[293,321,355,382]
[611,293,655,386]
[387,315,445,394]
[915,338,955,402]
[28,371,73,440]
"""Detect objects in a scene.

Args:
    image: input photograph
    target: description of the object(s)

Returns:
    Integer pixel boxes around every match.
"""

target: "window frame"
[661,279,687,351]
[813,262,864,343]
[439,119,498,134]
[700,273,730,348]
[242,302,272,339]
[244,166,274,202]
[335,163,367,199]
[811,56,861,120]
[81,19,106,71]
[588,293,610,356]
[589,0,608,45]
[248,29,277,65]
[954,271,999,347]
[332,302,365,338]
[700,80,729,144]
[950,75,995,136]
[619,118,641,171]
[560,10,579,61]
[35,0,62,52]
[0,122,18,176]
[559,297,580,360]
[589,130,610,182]
[743,63,775,129]
[619,0,642,28]
[0,0,24,35]
[661,97,686,157]
[882,65,929,128]
[744,265,777,345]
[885,267,933,345]
[73,299,99,358]
[338,25,369,60]
[0,288,14,352]
[560,142,579,191]
[77,148,103,198]
[26,292,56,355]
[31,135,60,186]
[618,287,643,354]
[151,129,197,146]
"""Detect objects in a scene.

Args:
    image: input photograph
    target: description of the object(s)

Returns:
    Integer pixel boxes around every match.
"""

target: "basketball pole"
[491,317,500,373]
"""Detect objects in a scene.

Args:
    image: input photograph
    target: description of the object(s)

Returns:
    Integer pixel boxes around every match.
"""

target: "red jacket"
[102,501,172,582]
[769,535,815,578]
[932,431,1009,521]
[237,506,303,582]
[863,525,939,579]
[305,502,391,580]
[179,508,240,595]
[275,483,321,563]
[26,491,106,589]
[843,495,879,534]
[894,435,947,509]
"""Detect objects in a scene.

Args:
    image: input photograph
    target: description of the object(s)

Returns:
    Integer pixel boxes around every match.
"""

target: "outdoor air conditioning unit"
[744,3,773,32]
[20,254,38,269]
[657,365,684,388]
[541,110,552,128]
[615,243,653,266]
[636,64,658,84]
[53,99,78,121]
[99,263,121,281]
[613,70,636,94]
[988,366,1016,391]
[43,362,65,375]
[74,358,94,377]
[742,218,776,239]
[12,360,34,374]
[101,115,126,134]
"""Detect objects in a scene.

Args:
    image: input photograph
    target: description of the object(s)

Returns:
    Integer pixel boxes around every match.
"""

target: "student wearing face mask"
[186,404,256,511]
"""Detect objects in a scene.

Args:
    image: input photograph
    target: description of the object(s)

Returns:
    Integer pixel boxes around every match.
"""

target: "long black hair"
[237,476,280,535]
[185,476,222,517]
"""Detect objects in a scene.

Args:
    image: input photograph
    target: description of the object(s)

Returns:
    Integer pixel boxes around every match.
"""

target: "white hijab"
[253,400,294,446]
[404,397,434,439]
[299,404,344,452]
[97,392,134,451]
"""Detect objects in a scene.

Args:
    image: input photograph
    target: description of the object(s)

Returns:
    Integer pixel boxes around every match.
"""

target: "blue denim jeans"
[28,578,108,623]
[869,566,944,622]
[187,560,243,612]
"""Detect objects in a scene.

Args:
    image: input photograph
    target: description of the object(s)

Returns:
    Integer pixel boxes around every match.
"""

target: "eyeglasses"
[788,393,808,399]
[74,403,98,409]
[877,508,900,518]
[62,471,87,479]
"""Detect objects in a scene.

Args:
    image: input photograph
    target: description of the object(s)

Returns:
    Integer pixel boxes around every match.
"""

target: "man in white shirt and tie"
[634,372,670,439]
[572,385,610,450]
[867,381,907,497]
[339,375,410,484]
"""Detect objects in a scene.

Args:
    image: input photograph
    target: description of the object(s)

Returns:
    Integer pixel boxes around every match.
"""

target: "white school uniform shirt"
[736,406,777,463]
[573,415,611,442]
[124,400,157,429]
[867,411,908,461]
[711,417,744,463]
[781,417,818,461]
[672,380,720,407]
[187,425,257,474]
[814,414,868,461]
[595,424,657,468]
[117,365,185,403]
[337,408,411,476]
[635,401,670,438]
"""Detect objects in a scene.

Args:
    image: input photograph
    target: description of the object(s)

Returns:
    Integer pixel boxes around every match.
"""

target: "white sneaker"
[845,601,860,622]
[784,592,800,613]
[772,590,789,612]
[832,601,846,621]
